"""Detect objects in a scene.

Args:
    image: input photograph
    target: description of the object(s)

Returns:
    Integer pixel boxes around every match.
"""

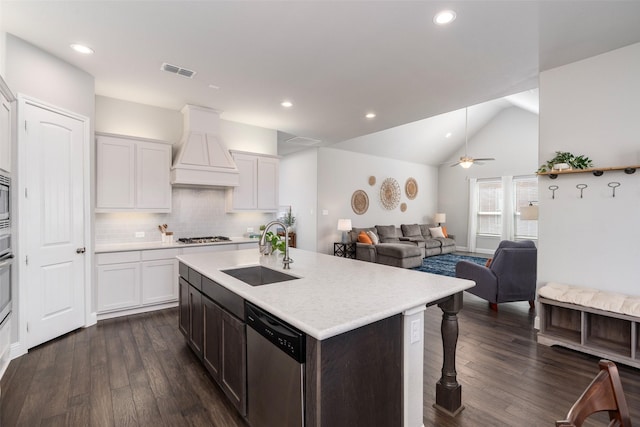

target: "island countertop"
[177,248,474,340]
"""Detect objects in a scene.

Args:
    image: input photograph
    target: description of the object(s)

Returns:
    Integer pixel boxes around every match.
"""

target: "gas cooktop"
[178,236,231,244]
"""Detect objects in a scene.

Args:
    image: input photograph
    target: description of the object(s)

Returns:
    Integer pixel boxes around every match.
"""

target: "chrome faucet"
[259,220,293,269]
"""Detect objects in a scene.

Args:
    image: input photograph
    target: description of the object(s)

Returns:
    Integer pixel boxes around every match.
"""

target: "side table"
[334,242,356,259]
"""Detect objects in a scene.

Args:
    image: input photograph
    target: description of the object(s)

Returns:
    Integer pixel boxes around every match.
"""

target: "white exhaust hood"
[170,105,240,188]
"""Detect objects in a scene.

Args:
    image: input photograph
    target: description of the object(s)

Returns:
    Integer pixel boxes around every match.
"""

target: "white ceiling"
[3,1,640,164]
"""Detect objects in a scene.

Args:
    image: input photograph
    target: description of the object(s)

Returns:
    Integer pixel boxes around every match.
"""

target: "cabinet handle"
[76,247,86,254]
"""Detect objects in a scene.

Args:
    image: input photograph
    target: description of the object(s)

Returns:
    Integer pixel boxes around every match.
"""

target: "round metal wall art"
[380,178,401,210]
[405,177,418,200]
[351,190,369,215]
[368,176,376,186]
[400,202,407,212]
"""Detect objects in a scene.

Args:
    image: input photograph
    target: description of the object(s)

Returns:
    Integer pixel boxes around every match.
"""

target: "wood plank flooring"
[2,293,639,426]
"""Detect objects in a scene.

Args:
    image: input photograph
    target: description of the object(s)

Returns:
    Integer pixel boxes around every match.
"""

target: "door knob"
[76,247,86,254]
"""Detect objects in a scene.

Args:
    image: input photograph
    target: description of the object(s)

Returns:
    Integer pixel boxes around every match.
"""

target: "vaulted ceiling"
[3,1,640,164]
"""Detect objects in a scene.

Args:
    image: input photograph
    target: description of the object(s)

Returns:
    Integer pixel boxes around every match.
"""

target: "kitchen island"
[177,248,474,426]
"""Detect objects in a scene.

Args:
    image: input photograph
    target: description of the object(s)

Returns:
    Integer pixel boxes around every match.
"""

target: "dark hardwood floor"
[2,294,639,426]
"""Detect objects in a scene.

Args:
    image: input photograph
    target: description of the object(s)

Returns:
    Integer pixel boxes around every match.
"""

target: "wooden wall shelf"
[537,165,640,179]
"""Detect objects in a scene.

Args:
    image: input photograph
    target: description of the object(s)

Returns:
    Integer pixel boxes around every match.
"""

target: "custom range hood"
[170,105,240,187]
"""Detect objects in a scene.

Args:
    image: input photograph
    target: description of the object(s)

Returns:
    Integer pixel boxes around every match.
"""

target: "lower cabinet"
[179,263,247,417]
[96,248,180,317]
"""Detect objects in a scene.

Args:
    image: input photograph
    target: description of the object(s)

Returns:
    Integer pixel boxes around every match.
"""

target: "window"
[514,176,538,239]
[477,179,502,235]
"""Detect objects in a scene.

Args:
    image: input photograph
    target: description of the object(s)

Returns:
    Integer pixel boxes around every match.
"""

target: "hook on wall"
[549,185,559,199]
[608,182,621,197]
[576,184,588,198]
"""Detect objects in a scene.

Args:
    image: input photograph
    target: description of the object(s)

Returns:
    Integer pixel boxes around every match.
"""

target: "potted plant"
[282,206,296,231]
[264,231,286,254]
[537,151,593,173]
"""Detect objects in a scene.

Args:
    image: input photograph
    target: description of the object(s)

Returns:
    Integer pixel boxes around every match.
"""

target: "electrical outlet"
[247,227,254,233]
[410,319,421,344]
[135,231,145,238]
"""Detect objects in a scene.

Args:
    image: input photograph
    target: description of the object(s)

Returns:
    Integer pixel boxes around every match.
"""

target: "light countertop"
[177,248,474,340]
[95,237,259,253]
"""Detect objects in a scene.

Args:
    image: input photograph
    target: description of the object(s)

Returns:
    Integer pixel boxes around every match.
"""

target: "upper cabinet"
[96,133,172,212]
[226,151,279,212]
[0,76,16,174]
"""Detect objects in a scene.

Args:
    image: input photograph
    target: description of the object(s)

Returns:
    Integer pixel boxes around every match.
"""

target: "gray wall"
[279,148,318,251]
[538,42,640,295]
[437,106,539,252]
[316,147,438,254]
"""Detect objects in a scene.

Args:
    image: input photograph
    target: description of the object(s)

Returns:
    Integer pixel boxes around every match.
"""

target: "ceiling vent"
[161,62,196,79]
[285,136,322,146]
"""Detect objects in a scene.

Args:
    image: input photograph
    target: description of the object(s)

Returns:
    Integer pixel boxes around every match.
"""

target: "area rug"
[412,253,487,277]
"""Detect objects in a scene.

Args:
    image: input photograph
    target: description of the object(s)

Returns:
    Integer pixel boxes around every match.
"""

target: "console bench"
[537,282,640,368]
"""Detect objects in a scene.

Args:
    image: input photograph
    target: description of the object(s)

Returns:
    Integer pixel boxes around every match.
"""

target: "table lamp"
[337,219,352,243]
[520,202,539,220]
[434,213,446,226]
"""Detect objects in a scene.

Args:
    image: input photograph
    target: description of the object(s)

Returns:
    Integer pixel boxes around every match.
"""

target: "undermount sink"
[221,265,300,287]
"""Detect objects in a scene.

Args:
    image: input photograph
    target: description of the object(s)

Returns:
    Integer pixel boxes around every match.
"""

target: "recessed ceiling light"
[70,43,94,54]
[445,132,452,138]
[365,112,376,119]
[208,84,220,90]
[433,10,456,25]
[281,100,293,108]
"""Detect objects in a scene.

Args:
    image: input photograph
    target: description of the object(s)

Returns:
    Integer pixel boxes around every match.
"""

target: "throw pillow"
[485,258,493,267]
[366,230,379,244]
[441,226,448,238]
[358,231,373,244]
[429,227,445,238]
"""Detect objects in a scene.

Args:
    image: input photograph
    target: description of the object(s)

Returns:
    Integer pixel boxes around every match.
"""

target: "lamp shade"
[337,219,352,231]
[434,213,446,224]
[520,205,539,220]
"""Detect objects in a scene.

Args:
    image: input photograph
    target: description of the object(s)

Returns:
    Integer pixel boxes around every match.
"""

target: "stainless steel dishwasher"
[245,301,305,427]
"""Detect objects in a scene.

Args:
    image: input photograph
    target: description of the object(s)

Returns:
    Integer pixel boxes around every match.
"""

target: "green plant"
[537,151,593,173]
[283,206,296,228]
[264,231,286,253]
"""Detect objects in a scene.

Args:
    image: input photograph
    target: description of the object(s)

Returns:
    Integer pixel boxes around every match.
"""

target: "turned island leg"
[435,291,464,416]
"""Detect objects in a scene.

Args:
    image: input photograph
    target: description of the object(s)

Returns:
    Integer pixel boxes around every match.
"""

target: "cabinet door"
[230,153,257,210]
[136,141,171,211]
[188,286,203,357]
[96,136,135,209]
[203,296,222,381]
[257,156,279,210]
[178,278,189,337]
[0,97,11,174]
[221,310,247,415]
[141,258,178,305]
[97,262,141,312]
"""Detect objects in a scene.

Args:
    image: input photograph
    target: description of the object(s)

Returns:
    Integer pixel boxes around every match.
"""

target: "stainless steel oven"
[0,174,9,225]
[0,254,11,325]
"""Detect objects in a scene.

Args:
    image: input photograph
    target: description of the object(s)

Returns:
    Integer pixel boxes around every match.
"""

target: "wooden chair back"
[556,360,632,427]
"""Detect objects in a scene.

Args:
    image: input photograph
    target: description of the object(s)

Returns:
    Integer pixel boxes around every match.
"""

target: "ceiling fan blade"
[450,161,461,167]
[472,158,495,162]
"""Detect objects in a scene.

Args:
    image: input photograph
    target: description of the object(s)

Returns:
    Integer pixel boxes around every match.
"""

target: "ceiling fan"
[450,108,495,168]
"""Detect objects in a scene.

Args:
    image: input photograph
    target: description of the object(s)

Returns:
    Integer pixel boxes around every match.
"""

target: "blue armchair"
[455,240,537,311]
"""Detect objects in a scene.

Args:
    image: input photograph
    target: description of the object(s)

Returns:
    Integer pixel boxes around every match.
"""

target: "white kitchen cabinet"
[0,76,15,174]
[226,151,279,212]
[97,248,180,317]
[141,248,180,305]
[96,133,171,212]
[96,251,141,313]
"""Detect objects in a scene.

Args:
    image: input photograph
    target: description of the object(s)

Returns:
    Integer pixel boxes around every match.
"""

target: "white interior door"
[22,100,87,349]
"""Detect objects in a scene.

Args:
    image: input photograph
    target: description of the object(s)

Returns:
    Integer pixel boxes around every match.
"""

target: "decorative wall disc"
[351,190,369,215]
[400,202,407,212]
[380,178,401,210]
[405,177,418,200]
[368,176,376,186]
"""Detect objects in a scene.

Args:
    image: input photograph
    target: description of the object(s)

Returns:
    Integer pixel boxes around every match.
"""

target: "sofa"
[348,224,456,268]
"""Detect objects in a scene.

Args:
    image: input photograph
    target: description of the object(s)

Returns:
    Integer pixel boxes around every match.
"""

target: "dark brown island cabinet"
[179,263,247,415]
[179,261,464,426]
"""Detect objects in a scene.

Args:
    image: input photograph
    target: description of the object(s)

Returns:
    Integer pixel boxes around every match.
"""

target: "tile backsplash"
[95,187,275,244]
